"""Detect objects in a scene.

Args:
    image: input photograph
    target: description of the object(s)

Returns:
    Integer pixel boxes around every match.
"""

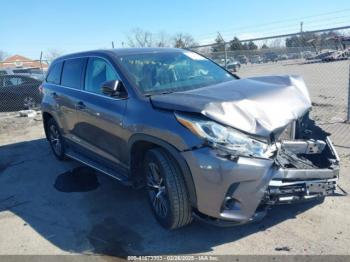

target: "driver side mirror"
[100,80,127,98]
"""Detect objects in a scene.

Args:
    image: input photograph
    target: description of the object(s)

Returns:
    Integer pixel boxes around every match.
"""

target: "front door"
[74,57,128,168]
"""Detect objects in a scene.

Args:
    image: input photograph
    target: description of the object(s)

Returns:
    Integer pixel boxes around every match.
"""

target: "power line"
[194,16,350,44]
[193,8,350,40]
[195,14,350,42]
[191,25,350,48]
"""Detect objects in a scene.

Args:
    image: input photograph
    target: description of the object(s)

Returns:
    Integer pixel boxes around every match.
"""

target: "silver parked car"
[41,48,339,229]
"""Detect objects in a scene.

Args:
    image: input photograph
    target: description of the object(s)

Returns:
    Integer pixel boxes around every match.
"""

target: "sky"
[1,0,350,59]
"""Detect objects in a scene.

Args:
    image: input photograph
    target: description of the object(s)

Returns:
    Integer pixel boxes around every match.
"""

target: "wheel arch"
[42,111,63,141]
[42,111,54,140]
[128,134,197,207]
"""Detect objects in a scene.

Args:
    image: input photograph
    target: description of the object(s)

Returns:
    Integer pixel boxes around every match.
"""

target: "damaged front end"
[154,75,340,225]
[187,113,339,226]
[262,113,339,206]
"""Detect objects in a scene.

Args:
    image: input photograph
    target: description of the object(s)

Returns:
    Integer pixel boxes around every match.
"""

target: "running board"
[65,150,131,186]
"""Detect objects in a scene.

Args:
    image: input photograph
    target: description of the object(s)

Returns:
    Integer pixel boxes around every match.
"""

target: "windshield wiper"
[144,90,175,97]
[160,90,175,95]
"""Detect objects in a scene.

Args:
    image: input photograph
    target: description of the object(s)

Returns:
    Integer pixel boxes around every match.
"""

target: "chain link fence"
[190,27,350,151]
[1,28,350,151]
[0,66,45,112]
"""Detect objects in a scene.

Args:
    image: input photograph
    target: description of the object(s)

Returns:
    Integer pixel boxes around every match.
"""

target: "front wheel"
[144,148,192,230]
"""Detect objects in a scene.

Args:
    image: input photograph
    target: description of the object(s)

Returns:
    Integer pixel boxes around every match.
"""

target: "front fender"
[128,133,197,207]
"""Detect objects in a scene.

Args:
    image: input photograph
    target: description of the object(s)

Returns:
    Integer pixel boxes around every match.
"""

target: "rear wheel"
[144,148,192,229]
[47,118,66,161]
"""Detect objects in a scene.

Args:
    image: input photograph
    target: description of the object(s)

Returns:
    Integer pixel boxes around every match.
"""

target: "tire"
[144,148,192,229]
[23,96,37,110]
[47,118,66,161]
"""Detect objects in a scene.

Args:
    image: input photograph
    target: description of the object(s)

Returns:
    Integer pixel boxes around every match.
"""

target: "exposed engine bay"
[274,112,339,171]
[264,112,339,205]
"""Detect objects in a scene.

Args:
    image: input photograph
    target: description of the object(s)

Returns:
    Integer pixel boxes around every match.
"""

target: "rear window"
[61,58,86,89]
[13,69,29,74]
[46,62,63,85]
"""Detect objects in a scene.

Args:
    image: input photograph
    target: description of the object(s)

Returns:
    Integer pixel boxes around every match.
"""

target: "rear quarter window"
[46,62,63,85]
[61,58,86,89]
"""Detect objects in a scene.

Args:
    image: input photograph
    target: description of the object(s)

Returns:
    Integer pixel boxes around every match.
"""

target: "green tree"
[212,33,225,52]
[247,41,258,50]
[229,37,243,50]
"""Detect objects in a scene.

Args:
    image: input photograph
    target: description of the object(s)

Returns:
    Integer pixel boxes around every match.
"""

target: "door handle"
[76,101,86,110]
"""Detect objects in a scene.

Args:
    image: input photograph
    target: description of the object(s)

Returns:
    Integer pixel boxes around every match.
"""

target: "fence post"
[348,61,350,123]
[224,44,228,69]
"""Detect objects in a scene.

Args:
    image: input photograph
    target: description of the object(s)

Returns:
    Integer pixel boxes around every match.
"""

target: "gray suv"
[42,48,339,229]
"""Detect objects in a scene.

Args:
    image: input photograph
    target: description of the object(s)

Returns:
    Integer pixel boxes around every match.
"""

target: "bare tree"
[126,29,197,48]
[173,33,198,48]
[127,28,154,47]
[45,49,63,63]
[156,31,171,47]
[269,38,283,48]
[0,50,8,61]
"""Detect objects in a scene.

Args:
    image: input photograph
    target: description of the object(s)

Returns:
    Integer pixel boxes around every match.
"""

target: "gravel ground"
[0,61,350,257]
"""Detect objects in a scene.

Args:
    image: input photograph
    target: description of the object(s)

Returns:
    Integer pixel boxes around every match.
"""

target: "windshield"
[118,51,234,95]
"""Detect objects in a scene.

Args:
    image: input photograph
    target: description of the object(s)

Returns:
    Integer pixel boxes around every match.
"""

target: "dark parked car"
[0,75,42,111]
[42,48,339,229]
[322,50,348,62]
[226,62,240,72]
[0,68,45,81]
[263,52,279,62]
[306,50,334,61]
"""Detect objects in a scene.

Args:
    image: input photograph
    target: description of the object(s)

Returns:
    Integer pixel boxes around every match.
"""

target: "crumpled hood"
[150,75,312,138]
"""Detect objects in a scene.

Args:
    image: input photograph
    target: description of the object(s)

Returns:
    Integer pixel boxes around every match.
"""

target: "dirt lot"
[239,60,350,123]
[1,61,350,257]
[1,114,350,257]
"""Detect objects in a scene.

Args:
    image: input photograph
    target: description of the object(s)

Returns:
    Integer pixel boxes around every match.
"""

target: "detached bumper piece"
[264,178,337,205]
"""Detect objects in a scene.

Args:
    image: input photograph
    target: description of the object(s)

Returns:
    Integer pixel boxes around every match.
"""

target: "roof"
[110,47,184,55]
[55,48,185,61]
[2,54,32,63]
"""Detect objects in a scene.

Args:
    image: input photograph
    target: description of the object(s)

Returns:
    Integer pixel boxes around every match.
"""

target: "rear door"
[74,57,128,168]
[47,58,87,139]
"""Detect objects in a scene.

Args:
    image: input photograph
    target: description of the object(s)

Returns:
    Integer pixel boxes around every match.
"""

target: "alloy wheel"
[23,96,37,109]
[49,124,62,156]
[146,162,169,218]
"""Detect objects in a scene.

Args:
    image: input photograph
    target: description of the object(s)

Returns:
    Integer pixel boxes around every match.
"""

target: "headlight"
[175,113,273,158]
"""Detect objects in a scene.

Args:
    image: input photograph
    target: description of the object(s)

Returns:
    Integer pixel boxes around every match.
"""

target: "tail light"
[38,84,43,94]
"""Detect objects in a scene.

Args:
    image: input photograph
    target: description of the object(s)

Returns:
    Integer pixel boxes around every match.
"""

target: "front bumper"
[181,143,339,224]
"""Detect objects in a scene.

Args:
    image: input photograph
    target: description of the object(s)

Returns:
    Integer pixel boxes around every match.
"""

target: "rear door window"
[46,62,63,85]
[61,58,87,89]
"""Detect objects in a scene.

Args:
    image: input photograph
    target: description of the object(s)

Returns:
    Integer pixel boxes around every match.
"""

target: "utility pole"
[39,51,43,72]
[300,22,304,59]
[217,32,228,69]
[112,41,115,48]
